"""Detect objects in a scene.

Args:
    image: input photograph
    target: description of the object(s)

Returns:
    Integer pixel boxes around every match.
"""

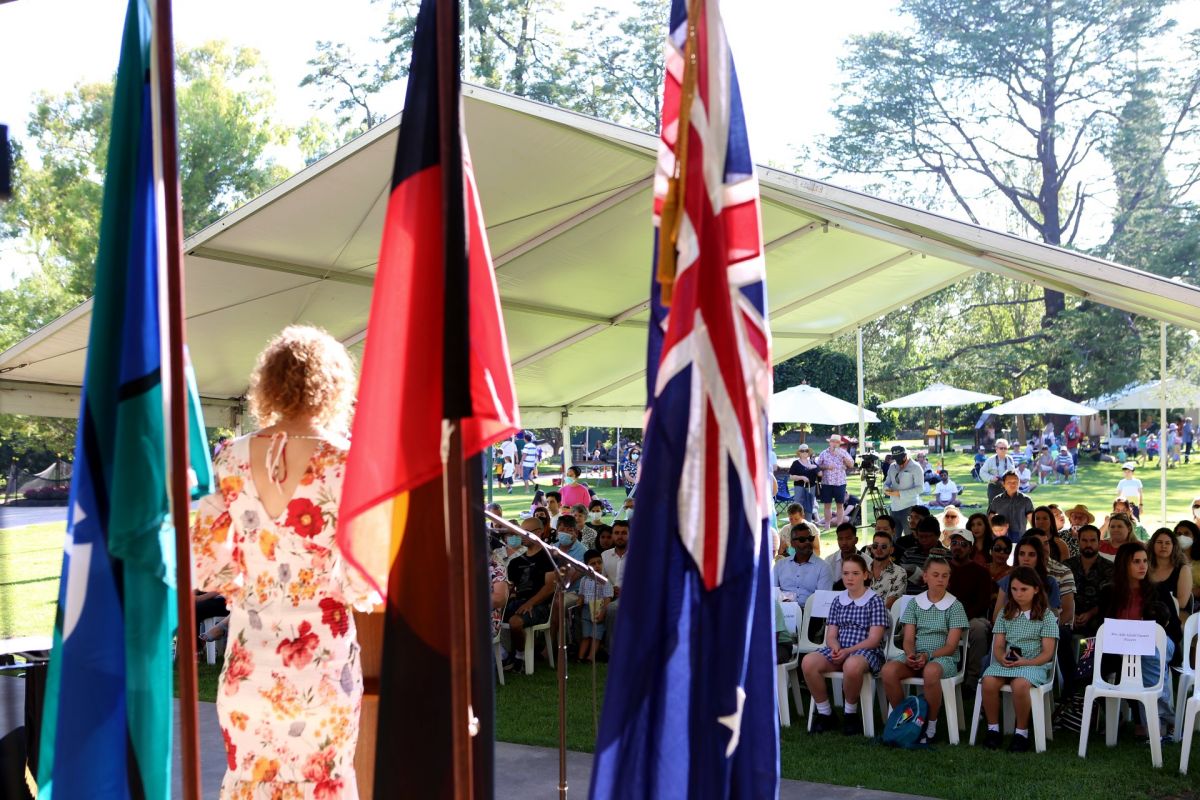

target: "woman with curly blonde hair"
[192,326,375,799]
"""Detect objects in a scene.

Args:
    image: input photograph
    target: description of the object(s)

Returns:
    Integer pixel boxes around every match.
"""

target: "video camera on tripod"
[858,452,882,490]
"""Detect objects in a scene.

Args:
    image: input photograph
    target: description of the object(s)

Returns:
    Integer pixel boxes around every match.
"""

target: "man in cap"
[1063,415,1084,467]
[816,433,855,527]
[946,528,992,697]
[1115,463,1144,519]
[883,444,925,535]
[978,438,1017,502]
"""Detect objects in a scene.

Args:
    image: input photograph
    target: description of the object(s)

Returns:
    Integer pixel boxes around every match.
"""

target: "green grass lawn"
[495,662,1198,800]
[0,522,64,639]
[9,457,1200,798]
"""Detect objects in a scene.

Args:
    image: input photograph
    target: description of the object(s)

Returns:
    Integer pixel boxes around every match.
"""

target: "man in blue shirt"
[773,525,833,605]
[883,445,925,534]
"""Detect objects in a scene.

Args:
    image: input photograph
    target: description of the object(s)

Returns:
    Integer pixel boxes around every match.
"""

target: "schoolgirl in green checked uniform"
[980,566,1060,753]
[881,556,967,743]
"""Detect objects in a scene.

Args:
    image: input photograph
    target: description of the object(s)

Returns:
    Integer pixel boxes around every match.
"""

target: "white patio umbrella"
[985,389,1098,417]
[1091,378,1200,411]
[771,383,880,427]
[880,382,1002,465]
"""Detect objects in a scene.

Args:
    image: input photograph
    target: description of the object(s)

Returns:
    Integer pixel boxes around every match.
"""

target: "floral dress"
[192,435,376,800]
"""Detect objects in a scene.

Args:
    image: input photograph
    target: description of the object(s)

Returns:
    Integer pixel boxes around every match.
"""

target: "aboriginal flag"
[336,0,519,796]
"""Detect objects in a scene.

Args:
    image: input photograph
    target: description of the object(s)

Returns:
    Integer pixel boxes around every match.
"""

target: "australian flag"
[589,1,779,798]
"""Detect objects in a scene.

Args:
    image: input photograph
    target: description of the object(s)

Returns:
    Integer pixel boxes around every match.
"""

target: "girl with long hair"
[993,536,1061,620]
[965,512,995,565]
[980,567,1059,752]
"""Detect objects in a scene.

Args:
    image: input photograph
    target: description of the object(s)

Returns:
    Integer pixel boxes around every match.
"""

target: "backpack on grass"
[882,694,929,749]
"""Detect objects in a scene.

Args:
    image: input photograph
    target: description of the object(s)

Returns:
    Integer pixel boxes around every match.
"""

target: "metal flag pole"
[1160,321,1168,525]
[484,511,608,800]
[151,1,201,797]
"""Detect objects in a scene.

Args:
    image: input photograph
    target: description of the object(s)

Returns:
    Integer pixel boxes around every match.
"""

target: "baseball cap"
[1122,462,1136,471]
[947,528,974,544]
[890,445,907,457]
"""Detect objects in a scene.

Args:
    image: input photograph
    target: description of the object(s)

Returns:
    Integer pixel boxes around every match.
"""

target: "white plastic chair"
[1173,613,1198,741]
[199,616,226,666]
[1078,621,1168,768]
[493,631,505,686]
[805,607,896,738]
[785,590,836,721]
[968,636,1057,752]
[499,620,554,676]
[1180,671,1200,777]
[881,631,969,744]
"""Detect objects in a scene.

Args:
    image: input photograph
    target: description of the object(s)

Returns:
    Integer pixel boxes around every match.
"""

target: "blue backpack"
[882,694,929,749]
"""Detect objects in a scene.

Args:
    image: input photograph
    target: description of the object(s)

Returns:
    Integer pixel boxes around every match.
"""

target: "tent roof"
[4,84,1200,428]
[1091,378,1200,411]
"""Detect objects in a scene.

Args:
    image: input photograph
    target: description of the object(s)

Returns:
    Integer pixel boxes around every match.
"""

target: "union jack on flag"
[591,0,780,797]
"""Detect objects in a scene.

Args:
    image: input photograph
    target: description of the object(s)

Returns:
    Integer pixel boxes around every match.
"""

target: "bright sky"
[1,0,1198,283]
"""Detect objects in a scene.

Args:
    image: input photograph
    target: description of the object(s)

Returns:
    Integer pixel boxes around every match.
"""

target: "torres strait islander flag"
[590,0,779,798]
[37,1,213,798]
[336,0,518,795]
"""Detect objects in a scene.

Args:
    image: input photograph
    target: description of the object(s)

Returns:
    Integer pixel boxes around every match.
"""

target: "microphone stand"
[484,510,608,800]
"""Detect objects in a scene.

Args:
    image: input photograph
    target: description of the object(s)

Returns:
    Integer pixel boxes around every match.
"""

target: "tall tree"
[823,0,1199,397]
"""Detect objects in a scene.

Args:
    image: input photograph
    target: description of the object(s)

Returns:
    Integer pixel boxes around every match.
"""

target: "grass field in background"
[0,522,64,639]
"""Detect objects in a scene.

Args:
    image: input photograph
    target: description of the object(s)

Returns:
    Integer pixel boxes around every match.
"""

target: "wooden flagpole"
[152,1,202,798]
[436,0,477,797]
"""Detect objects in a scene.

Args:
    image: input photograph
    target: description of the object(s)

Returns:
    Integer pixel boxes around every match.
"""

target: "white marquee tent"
[4,84,1200,443]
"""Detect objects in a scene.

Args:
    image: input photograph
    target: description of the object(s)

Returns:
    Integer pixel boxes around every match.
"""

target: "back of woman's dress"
[192,435,374,799]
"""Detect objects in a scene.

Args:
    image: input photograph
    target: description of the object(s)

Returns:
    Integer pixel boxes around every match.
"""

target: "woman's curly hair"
[247,326,355,430]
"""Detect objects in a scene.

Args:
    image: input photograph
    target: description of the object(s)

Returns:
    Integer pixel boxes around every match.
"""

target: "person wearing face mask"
[555,515,589,562]
[503,518,558,671]
[622,447,641,494]
[560,465,592,508]
[570,503,598,550]
[587,498,607,528]
[883,445,925,535]
[490,506,527,572]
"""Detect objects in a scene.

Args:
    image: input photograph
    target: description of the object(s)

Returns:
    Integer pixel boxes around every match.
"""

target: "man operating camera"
[883,444,924,535]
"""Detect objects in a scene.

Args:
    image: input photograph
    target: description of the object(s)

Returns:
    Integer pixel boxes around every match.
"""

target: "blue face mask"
[786,546,796,558]
[557,532,574,547]
[506,534,523,549]
[563,476,576,485]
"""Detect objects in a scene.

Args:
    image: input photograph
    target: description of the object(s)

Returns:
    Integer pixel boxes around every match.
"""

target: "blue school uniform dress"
[816,589,890,673]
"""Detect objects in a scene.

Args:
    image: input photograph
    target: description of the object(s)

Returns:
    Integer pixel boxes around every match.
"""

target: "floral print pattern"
[192,435,377,799]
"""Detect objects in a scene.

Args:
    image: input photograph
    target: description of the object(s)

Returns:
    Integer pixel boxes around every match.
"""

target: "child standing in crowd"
[576,550,612,662]
[501,456,515,493]
[980,566,1059,752]
[801,555,889,736]
[881,556,968,743]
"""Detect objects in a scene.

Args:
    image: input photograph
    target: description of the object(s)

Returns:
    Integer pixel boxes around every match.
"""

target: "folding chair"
[969,637,1057,752]
[199,616,226,666]
[774,474,793,517]
[1174,614,1198,741]
[1078,621,1168,768]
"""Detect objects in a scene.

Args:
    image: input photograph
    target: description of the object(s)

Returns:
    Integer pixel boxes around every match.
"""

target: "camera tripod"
[858,480,889,528]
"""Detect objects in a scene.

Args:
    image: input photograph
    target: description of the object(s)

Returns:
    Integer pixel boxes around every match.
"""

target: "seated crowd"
[773,449,1200,753]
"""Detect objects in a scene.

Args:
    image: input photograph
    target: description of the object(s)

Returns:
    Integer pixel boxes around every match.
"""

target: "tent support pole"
[486,443,494,504]
[856,327,866,452]
[615,426,621,488]
[1160,321,1168,525]
[561,410,572,477]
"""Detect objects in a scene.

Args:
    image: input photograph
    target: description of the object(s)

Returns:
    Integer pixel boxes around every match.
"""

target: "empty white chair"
[199,616,225,666]
[1174,613,1198,742]
[1078,621,1168,768]
[968,638,1057,753]
[786,590,837,720]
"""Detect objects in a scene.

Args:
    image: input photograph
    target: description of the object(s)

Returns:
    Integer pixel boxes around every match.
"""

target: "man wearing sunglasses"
[773,526,832,607]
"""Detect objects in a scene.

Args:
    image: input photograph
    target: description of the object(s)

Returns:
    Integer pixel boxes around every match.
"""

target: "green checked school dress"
[983,610,1059,685]
[894,592,969,678]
